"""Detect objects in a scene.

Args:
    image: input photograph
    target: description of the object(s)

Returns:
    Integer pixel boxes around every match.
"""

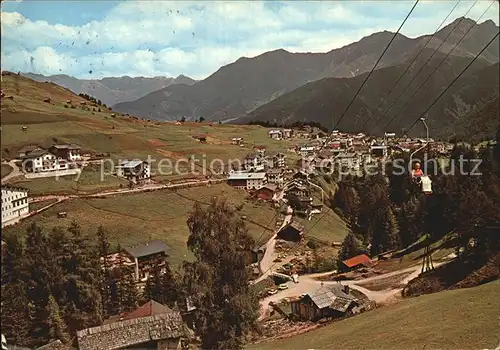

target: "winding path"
[254,205,293,284]
[259,260,449,319]
[1,160,23,183]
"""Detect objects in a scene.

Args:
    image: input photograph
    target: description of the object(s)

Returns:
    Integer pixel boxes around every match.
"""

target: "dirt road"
[254,206,293,284]
[259,261,449,319]
[1,160,23,183]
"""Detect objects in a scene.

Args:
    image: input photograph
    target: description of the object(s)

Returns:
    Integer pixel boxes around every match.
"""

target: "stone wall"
[76,312,184,350]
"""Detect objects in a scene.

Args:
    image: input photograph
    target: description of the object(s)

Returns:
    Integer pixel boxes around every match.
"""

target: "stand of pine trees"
[1,223,143,348]
[333,143,500,264]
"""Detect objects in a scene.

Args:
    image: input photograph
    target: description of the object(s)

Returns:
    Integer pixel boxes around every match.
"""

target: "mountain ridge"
[21,72,197,106]
[111,17,498,122]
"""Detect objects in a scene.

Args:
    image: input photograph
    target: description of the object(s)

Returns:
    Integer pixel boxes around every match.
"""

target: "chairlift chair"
[421,175,432,195]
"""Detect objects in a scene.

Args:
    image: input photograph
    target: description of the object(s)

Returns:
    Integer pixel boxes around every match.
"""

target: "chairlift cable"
[405,30,499,134]
[359,0,462,132]
[332,0,420,131]
[384,0,495,132]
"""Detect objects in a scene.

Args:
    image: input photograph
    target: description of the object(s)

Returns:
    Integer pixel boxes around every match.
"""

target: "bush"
[315,258,337,273]
[307,240,319,250]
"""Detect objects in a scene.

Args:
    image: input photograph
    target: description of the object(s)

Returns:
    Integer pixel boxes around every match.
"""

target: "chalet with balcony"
[123,240,170,282]
[21,150,69,173]
[266,168,284,186]
[116,160,151,183]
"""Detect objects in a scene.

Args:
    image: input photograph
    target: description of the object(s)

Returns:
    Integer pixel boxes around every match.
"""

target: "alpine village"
[1,1,499,350]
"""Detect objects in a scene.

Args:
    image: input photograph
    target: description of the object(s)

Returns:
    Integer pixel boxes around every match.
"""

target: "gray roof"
[21,149,49,158]
[307,285,354,311]
[18,144,42,153]
[51,143,81,150]
[124,240,169,258]
[118,160,145,168]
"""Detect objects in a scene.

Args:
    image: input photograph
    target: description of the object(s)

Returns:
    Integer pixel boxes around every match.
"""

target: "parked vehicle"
[267,289,278,295]
[278,284,288,290]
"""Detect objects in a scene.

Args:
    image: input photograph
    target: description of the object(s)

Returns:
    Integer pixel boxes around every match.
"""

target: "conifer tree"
[62,221,102,333]
[143,259,163,303]
[114,244,138,313]
[23,223,55,347]
[1,234,31,346]
[182,198,259,349]
[96,226,112,317]
[370,206,400,256]
[47,294,70,344]
[337,232,366,264]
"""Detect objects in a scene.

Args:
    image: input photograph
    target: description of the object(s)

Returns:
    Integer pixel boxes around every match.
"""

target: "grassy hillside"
[1,73,302,193]
[3,184,279,266]
[250,280,500,350]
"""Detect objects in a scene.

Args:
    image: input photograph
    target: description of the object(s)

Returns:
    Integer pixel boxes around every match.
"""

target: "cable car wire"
[378,0,479,131]
[359,0,462,132]
[331,0,420,131]
[405,31,499,135]
[384,0,496,131]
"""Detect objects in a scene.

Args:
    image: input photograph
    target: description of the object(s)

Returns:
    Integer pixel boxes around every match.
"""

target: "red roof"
[121,300,172,321]
[342,254,372,268]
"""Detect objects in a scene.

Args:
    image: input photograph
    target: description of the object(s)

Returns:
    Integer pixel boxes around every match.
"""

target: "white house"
[22,150,69,173]
[231,137,244,146]
[116,160,151,183]
[1,186,29,228]
[300,146,315,158]
[227,172,267,190]
[268,130,282,140]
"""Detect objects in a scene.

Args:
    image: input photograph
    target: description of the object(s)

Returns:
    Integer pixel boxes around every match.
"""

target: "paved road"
[1,160,23,183]
[254,205,293,284]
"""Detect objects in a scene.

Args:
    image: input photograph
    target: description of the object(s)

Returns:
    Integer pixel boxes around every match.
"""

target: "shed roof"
[342,254,372,268]
[18,144,42,153]
[121,300,173,321]
[21,149,50,158]
[258,183,277,192]
[124,240,169,258]
[228,172,266,180]
[282,221,304,233]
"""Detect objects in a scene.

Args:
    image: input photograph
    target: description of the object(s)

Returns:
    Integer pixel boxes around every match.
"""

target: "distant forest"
[248,120,329,133]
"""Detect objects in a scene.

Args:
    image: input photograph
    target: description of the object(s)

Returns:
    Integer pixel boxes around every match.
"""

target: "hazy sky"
[1,0,498,79]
